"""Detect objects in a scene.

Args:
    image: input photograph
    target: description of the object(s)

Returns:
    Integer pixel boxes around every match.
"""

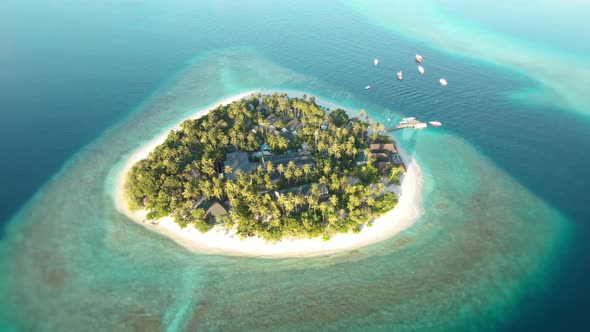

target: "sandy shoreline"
[114,91,424,258]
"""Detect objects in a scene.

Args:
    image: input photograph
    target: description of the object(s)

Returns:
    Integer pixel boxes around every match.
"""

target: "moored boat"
[414,123,427,129]
[399,117,415,124]
[415,54,423,63]
[397,71,403,81]
[429,121,442,127]
[439,78,448,86]
[365,85,371,90]
[418,65,425,74]
[374,58,379,66]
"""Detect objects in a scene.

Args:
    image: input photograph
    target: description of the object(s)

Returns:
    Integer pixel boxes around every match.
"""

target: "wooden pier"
[386,124,416,131]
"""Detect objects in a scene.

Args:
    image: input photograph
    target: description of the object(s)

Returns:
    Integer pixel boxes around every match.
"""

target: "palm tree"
[224,165,233,176]
[363,148,371,161]
[182,181,199,200]
[319,202,329,223]
[277,163,285,177]
[199,180,212,198]
[307,195,317,211]
[329,195,338,208]
[345,137,356,157]
[211,178,224,199]
[237,132,246,150]
[347,195,360,212]
[229,131,239,149]
[224,181,236,200]
[284,196,295,214]
[352,121,361,137]
[278,136,289,150]
[302,164,312,181]
[257,204,269,221]
[294,167,303,183]
[271,204,281,219]
[284,167,293,184]
[323,162,332,176]
[294,194,305,213]
[201,158,216,177]
[264,174,274,191]
[371,124,380,141]
[266,161,275,174]
[287,160,297,175]
[329,173,340,192]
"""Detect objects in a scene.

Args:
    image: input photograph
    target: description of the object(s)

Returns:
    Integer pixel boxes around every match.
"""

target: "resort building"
[195,199,229,223]
[224,152,252,179]
[369,143,404,175]
[261,151,314,167]
[285,119,303,132]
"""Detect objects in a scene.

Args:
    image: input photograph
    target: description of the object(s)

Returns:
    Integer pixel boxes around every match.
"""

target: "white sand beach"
[114,91,424,257]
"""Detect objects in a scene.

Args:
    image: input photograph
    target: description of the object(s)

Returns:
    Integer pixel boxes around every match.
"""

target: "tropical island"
[118,93,421,252]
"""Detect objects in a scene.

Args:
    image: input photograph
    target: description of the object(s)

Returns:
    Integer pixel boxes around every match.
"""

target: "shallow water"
[0,0,587,330]
[347,0,590,117]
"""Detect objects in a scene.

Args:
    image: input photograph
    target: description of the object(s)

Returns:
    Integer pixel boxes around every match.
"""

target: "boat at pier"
[429,121,442,127]
[388,117,429,131]
[400,117,415,124]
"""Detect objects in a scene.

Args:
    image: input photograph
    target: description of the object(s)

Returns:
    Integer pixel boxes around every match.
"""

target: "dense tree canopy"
[125,93,403,241]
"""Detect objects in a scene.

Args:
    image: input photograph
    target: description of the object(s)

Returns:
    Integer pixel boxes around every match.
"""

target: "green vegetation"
[328,109,349,127]
[125,92,405,241]
[373,192,399,215]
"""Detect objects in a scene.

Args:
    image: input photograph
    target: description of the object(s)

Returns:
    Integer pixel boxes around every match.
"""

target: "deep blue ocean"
[1,0,589,330]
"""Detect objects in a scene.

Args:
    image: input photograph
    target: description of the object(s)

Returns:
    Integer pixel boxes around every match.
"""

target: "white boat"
[374,58,379,66]
[415,54,423,63]
[399,117,415,124]
[414,123,427,129]
[365,85,371,90]
[418,65,425,74]
[440,78,448,86]
[397,71,403,81]
[429,121,442,127]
